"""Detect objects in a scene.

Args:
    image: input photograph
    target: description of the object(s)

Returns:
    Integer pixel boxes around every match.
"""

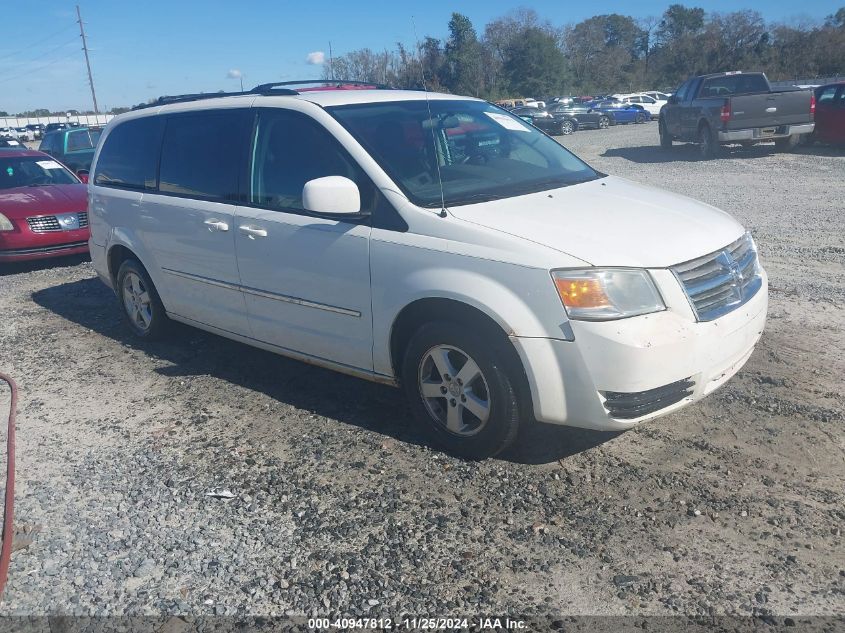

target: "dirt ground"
[0,122,843,621]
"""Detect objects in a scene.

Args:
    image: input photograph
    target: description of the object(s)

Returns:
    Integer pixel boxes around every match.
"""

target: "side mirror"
[77,170,89,184]
[302,176,361,215]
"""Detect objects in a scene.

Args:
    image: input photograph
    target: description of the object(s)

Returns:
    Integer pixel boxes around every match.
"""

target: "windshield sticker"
[484,111,531,132]
[36,160,63,170]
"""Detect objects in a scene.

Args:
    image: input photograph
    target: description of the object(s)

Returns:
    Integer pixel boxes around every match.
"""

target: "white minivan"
[88,83,767,458]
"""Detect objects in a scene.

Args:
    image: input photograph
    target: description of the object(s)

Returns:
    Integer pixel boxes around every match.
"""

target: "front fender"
[371,239,572,377]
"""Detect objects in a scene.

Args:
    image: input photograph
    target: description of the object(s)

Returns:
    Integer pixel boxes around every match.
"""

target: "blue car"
[584,100,649,125]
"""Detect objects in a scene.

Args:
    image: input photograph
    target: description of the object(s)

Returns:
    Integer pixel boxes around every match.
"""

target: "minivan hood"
[447,176,744,268]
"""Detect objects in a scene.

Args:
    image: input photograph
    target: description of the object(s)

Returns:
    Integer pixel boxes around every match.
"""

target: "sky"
[0,0,841,113]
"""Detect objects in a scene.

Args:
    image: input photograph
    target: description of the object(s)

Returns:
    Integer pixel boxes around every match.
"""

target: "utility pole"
[76,5,99,114]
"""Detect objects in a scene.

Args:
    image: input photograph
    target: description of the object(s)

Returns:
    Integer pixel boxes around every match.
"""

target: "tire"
[401,321,522,459]
[659,118,673,149]
[635,112,647,124]
[559,119,575,135]
[598,116,610,129]
[774,134,799,152]
[116,259,169,340]
[698,124,719,159]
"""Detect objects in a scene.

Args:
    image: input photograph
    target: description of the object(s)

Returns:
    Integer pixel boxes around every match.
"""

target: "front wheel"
[402,321,522,459]
[635,112,647,124]
[659,118,673,148]
[598,116,610,129]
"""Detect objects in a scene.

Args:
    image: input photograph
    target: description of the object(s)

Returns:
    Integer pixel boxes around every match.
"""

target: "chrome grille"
[27,215,61,232]
[26,212,87,233]
[672,232,763,322]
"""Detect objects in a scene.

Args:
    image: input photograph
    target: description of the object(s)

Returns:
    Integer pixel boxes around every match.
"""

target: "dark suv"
[39,126,103,174]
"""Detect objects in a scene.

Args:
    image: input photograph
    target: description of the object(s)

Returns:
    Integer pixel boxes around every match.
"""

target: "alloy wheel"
[418,344,491,437]
[122,271,153,332]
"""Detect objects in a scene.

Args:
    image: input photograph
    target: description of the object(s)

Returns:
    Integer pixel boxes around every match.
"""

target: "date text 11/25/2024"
[308,617,526,629]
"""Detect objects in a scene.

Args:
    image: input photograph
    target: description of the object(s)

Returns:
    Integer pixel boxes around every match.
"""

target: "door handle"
[204,219,229,232]
[239,225,268,239]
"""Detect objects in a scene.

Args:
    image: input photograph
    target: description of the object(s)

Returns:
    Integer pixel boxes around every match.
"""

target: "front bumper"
[0,225,90,262]
[718,123,815,142]
[512,270,768,431]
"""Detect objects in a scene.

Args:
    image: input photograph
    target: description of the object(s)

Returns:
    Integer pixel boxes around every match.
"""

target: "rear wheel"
[659,118,673,149]
[635,112,647,124]
[117,259,169,340]
[402,321,522,459]
[598,116,610,129]
[698,124,719,159]
[559,119,575,135]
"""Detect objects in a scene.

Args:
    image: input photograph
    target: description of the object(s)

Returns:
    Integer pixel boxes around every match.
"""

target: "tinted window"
[674,80,692,102]
[94,117,163,190]
[701,74,769,97]
[641,96,656,104]
[250,109,373,213]
[159,111,245,201]
[66,128,101,152]
[39,134,57,153]
[817,86,837,104]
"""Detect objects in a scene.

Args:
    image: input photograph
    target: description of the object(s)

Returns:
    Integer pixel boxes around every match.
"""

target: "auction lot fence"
[0,114,115,128]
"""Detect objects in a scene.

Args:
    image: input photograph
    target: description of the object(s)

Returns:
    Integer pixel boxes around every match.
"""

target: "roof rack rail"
[132,80,388,111]
[251,79,391,93]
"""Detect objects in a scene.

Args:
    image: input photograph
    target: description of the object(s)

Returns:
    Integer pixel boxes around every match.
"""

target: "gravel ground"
[0,122,843,623]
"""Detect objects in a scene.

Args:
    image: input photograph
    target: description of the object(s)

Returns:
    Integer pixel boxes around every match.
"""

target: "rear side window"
[159,110,246,201]
[94,117,162,190]
[66,129,100,152]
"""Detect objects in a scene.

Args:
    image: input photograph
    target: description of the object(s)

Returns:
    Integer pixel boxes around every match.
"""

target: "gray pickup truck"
[659,71,815,158]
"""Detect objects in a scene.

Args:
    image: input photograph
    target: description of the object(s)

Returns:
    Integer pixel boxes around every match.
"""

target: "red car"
[0,149,89,262]
[814,82,845,144]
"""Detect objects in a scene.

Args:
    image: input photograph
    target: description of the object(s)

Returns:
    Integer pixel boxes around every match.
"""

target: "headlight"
[0,213,14,232]
[551,268,665,321]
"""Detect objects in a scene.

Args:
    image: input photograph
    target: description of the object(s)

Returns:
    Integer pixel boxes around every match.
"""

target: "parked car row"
[510,99,651,136]
[0,124,47,140]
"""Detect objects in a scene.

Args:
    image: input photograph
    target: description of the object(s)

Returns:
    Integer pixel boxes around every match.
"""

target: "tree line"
[323,5,845,98]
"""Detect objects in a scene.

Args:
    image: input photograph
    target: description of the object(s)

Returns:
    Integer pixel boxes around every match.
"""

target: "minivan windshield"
[327,99,600,208]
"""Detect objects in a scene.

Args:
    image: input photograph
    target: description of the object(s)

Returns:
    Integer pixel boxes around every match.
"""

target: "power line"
[0,37,78,75]
[0,24,76,64]
[0,54,80,85]
[0,39,79,83]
